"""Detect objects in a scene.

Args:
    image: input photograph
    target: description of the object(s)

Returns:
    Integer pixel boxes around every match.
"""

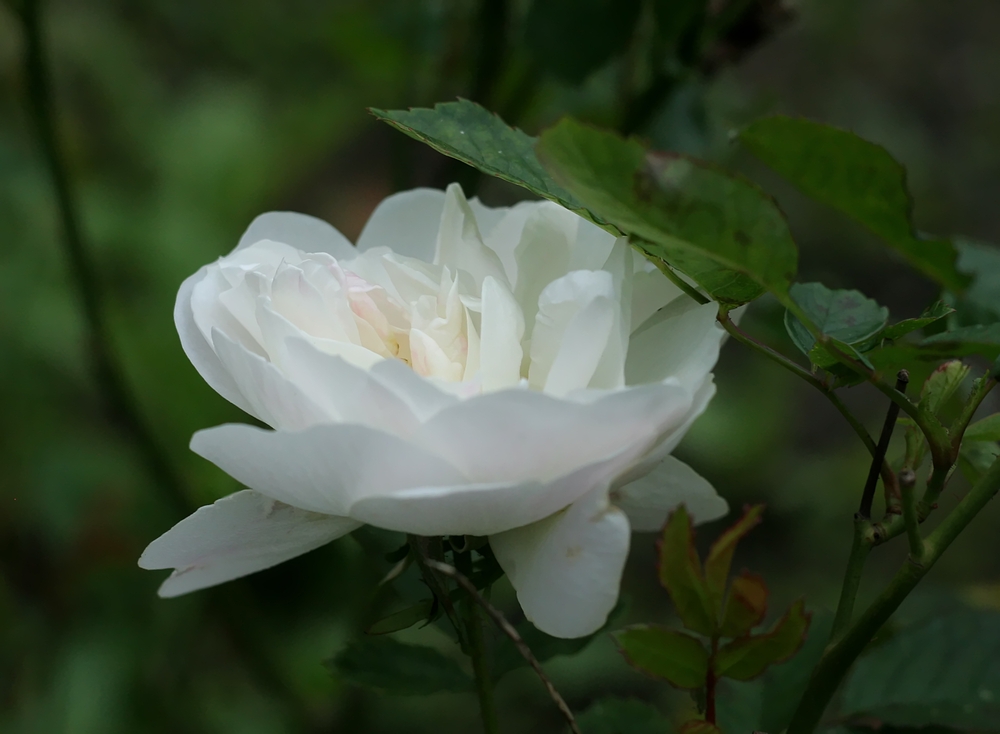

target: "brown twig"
[425,560,581,734]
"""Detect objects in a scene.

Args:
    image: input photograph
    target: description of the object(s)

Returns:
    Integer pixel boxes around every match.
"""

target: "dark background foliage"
[1,1,999,731]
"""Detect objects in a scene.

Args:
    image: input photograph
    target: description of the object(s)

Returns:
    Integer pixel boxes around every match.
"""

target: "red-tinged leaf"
[719,571,769,638]
[614,626,709,689]
[680,721,723,734]
[658,506,716,636]
[714,600,811,681]
[704,505,765,610]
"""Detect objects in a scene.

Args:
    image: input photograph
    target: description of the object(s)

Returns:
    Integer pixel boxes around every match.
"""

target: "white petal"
[491,487,630,638]
[175,267,258,418]
[356,188,446,261]
[190,422,467,516]
[479,276,525,391]
[280,337,419,437]
[510,203,575,338]
[528,270,619,396]
[237,212,355,260]
[139,490,360,597]
[368,358,459,422]
[413,382,691,484]
[473,198,536,282]
[211,328,330,430]
[625,300,722,390]
[348,433,648,537]
[612,456,728,532]
[435,184,508,288]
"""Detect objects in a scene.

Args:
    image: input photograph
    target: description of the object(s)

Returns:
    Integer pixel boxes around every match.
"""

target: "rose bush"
[139,184,729,638]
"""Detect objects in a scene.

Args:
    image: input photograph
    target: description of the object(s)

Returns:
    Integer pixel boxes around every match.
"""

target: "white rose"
[139,184,728,638]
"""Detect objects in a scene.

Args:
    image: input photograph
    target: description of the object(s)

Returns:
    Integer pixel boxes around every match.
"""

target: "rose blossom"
[139,184,729,638]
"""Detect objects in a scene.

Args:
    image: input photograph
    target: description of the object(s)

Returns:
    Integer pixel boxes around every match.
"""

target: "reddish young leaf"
[658,506,716,636]
[614,625,709,689]
[719,571,769,638]
[714,600,811,681]
[704,504,764,611]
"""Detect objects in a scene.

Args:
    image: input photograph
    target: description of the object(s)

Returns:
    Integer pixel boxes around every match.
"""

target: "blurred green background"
[2,1,999,731]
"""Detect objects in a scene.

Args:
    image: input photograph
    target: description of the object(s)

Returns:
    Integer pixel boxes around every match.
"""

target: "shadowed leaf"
[741,116,969,293]
[704,504,764,610]
[720,572,769,638]
[615,625,709,689]
[659,506,716,635]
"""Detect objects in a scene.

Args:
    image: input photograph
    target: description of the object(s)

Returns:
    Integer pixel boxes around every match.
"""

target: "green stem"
[454,549,499,734]
[787,455,1000,733]
[899,470,924,559]
[830,515,874,640]
[716,310,889,473]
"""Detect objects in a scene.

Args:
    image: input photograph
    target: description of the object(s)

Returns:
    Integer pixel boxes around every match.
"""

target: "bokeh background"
[2,1,999,731]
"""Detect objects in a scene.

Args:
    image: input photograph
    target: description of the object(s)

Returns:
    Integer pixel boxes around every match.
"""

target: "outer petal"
[356,188,447,261]
[368,358,459,423]
[348,429,652,537]
[490,487,630,638]
[138,490,360,597]
[625,301,723,391]
[413,382,692,484]
[238,211,356,260]
[175,267,258,418]
[190,422,467,516]
[611,456,728,532]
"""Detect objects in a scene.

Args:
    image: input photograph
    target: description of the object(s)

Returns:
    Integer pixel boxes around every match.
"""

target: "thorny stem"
[427,560,582,734]
[858,370,909,519]
[787,455,1000,733]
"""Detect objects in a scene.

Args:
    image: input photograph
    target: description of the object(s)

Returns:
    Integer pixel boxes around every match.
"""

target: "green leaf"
[719,572,768,638]
[875,302,954,343]
[740,116,970,293]
[784,282,888,356]
[919,360,971,416]
[841,608,1000,729]
[966,414,1000,442]
[704,504,764,610]
[714,600,810,681]
[576,698,670,734]
[370,101,600,227]
[537,118,798,304]
[959,440,1000,484]
[614,625,709,689]
[365,600,435,635]
[806,337,875,372]
[920,323,1000,360]
[525,0,642,83]
[658,506,716,636]
[326,637,472,695]
[956,238,1000,320]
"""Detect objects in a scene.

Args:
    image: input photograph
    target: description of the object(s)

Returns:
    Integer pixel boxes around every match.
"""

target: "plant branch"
[830,514,874,641]
[427,560,582,734]
[858,370,908,518]
[898,469,923,558]
[787,455,1000,733]
[716,310,894,484]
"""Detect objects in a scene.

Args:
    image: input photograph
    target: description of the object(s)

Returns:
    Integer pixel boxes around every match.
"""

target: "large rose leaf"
[740,115,970,293]
[536,118,797,305]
